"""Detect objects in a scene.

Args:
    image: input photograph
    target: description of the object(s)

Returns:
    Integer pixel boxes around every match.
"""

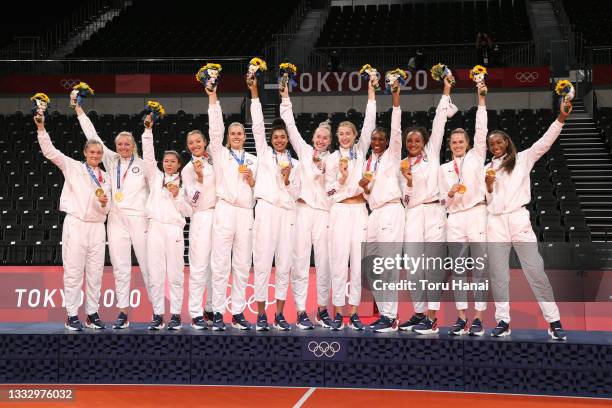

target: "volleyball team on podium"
[33,74,572,341]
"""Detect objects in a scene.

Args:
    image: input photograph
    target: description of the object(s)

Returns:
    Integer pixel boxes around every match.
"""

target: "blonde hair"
[186,129,208,143]
[115,131,140,157]
[315,119,332,138]
[449,128,471,153]
[337,120,357,136]
[226,122,246,148]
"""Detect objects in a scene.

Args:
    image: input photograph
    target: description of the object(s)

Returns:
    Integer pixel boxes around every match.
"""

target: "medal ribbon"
[229,149,246,165]
[163,174,180,189]
[366,154,379,173]
[453,157,464,184]
[273,149,293,168]
[85,163,102,188]
[116,155,135,191]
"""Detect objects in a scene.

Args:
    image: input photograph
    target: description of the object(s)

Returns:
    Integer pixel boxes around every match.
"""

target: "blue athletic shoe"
[368,316,383,330]
[212,312,225,331]
[191,316,208,330]
[273,313,291,331]
[256,312,269,331]
[548,320,567,341]
[167,314,182,330]
[148,314,164,331]
[231,313,251,330]
[491,320,511,337]
[469,318,485,337]
[204,310,215,327]
[329,313,344,331]
[296,312,314,330]
[398,313,426,331]
[349,313,364,331]
[448,317,468,336]
[316,308,332,328]
[85,312,106,330]
[372,315,399,333]
[412,317,439,335]
[65,315,83,331]
[112,312,129,329]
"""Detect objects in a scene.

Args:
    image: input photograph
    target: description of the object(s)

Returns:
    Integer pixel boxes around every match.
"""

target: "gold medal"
[339,157,349,167]
[95,188,105,197]
[114,192,124,202]
[238,164,248,173]
[457,184,467,194]
[279,161,290,169]
[400,160,410,170]
[363,171,373,181]
[166,182,176,189]
[486,169,496,177]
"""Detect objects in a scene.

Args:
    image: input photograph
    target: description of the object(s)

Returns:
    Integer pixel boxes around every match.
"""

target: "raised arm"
[473,86,488,160]
[248,78,268,157]
[207,88,225,157]
[426,76,454,158]
[35,115,68,172]
[75,104,116,160]
[356,79,377,157]
[389,87,402,161]
[280,87,309,158]
[523,100,572,168]
[141,116,159,182]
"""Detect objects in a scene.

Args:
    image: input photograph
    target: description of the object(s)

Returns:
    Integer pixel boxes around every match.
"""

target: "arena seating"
[69,0,300,58]
[0,1,109,50]
[562,0,612,45]
[316,0,531,48]
[0,103,594,265]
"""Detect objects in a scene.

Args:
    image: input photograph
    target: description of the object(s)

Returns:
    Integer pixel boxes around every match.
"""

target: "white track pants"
[211,200,253,315]
[487,208,560,323]
[403,203,446,313]
[366,202,405,318]
[253,200,295,305]
[329,202,368,307]
[107,212,150,309]
[62,215,106,317]
[447,204,488,312]
[147,220,185,315]
[188,209,214,318]
[293,203,330,311]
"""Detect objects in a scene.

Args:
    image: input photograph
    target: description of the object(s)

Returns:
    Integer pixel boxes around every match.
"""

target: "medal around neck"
[470,65,488,96]
[95,188,105,197]
[359,64,381,90]
[486,168,496,177]
[70,82,94,108]
[363,171,374,181]
[431,63,456,86]
[384,68,407,94]
[31,93,50,123]
[278,62,298,93]
[247,57,267,87]
[196,63,222,92]
[114,192,124,202]
[457,184,467,194]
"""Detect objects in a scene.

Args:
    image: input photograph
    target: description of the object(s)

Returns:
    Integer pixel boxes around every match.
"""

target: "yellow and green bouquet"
[70,82,94,108]
[247,57,267,86]
[470,65,488,95]
[555,79,575,102]
[279,62,298,92]
[31,93,50,122]
[384,68,407,94]
[430,63,456,86]
[359,64,381,90]
[195,63,222,92]
[142,100,166,126]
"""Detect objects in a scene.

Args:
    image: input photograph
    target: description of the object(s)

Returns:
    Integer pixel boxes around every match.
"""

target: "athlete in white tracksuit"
[279,87,334,329]
[141,118,193,330]
[248,80,300,331]
[35,114,110,331]
[364,86,405,333]
[182,130,217,329]
[207,87,258,331]
[325,77,377,331]
[438,84,489,336]
[484,100,572,341]
[75,105,150,329]
[398,75,457,334]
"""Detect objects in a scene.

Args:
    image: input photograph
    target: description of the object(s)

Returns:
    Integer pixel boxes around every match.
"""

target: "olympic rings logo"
[514,72,539,83]
[225,283,276,314]
[60,79,81,89]
[307,341,341,358]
